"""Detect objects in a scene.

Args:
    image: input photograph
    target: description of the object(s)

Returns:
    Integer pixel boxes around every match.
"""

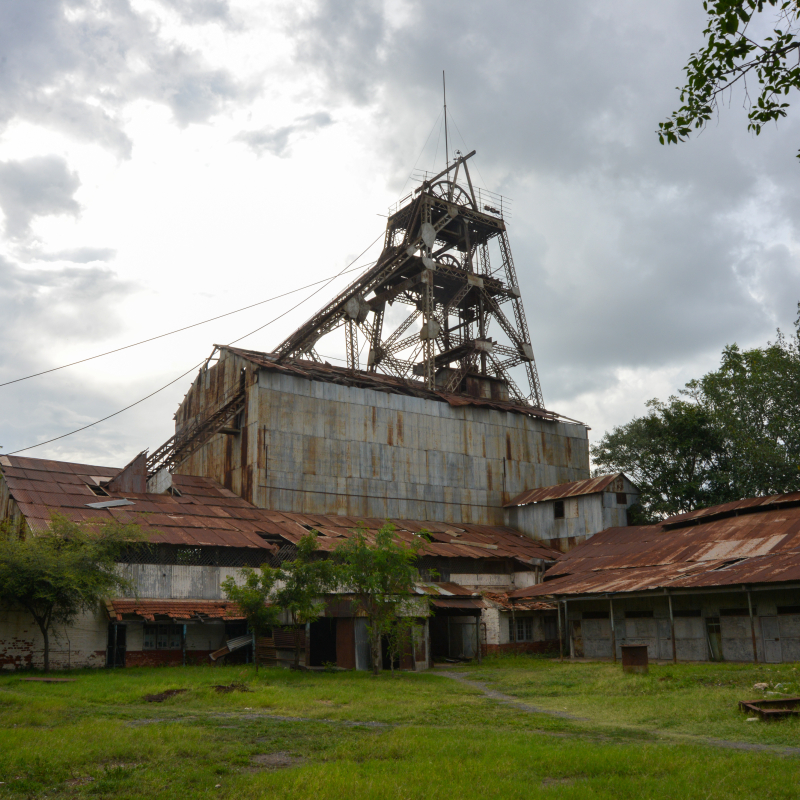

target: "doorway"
[309,618,337,667]
[570,620,584,658]
[106,623,126,668]
[705,616,722,661]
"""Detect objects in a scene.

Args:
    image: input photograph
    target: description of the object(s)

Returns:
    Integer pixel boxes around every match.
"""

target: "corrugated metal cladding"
[512,497,800,599]
[175,346,590,525]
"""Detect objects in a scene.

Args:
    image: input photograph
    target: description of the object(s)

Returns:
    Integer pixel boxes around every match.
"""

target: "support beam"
[747,589,759,664]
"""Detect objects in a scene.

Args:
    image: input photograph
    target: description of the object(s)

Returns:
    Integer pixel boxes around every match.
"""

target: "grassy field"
[0,657,799,799]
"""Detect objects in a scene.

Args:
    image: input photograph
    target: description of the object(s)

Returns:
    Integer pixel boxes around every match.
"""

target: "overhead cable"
[6,232,384,455]
[0,244,381,390]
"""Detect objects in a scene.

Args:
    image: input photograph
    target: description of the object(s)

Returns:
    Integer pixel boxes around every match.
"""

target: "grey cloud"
[0,0,251,157]
[0,156,80,239]
[235,111,334,157]
[289,0,800,419]
[32,246,117,263]
[160,0,235,26]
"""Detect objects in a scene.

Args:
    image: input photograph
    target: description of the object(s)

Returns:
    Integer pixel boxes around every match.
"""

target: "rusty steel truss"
[274,151,544,408]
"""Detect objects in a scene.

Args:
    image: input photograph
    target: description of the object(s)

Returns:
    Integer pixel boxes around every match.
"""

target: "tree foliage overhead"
[334,523,428,675]
[592,312,800,520]
[0,514,148,671]
[659,1,800,158]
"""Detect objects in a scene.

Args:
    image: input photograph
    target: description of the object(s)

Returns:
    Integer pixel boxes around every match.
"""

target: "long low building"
[510,493,800,663]
[0,454,561,670]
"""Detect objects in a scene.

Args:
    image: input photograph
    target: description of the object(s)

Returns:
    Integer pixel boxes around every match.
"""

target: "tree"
[658,1,800,159]
[334,524,428,675]
[0,514,148,671]
[591,397,730,519]
[592,314,800,519]
[274,533,337,669]
[221,564,281,673]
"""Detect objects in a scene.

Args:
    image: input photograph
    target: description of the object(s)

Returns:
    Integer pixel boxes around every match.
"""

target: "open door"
[705,617,722,662]
[106,623,126,668]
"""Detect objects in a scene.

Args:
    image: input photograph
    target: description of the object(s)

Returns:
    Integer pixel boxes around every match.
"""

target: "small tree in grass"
[0,514,148,672]
[221,564,281,673]
[275,532,337,669]
[334,523,428,675]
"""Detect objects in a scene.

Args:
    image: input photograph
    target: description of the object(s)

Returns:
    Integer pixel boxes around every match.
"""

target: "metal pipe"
[747,589,759,663]
[667,593,676,664]
[475,613,482,663]
[565,599,571,659]
[609,597,616,664]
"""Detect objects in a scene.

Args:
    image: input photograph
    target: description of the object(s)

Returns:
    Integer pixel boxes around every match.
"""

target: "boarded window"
[143,624,183,650]
[553,500,565,519]
[615,492,627,505]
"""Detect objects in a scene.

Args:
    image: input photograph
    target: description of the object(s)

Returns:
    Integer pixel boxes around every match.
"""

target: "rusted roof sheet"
[431,597,485,610]
[510,499,800,599]
[221,345,582,424]
[108,600,244,621]
[415,582,480,597]
[262,511,561,564]
[1,456,560,564]
[662,492,800,527]
[505,474,625,506]
[484,592,556,611]
[0,456,275,551]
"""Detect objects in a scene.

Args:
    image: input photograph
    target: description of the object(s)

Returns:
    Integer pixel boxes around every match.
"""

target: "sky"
[1,0,799,469]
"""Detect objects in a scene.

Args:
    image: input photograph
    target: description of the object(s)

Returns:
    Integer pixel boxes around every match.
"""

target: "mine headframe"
[273,150,544,408]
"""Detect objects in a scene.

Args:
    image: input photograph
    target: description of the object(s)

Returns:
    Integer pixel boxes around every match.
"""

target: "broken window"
[88,484,109,497]
[553,500,565,519]
[143,624,183,650]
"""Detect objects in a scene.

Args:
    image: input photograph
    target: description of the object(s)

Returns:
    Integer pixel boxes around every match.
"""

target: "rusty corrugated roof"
[0,455,275,551]
[504,473,626,507]
[108,599,244,621]
[510,499,800,599]
[1,456,560,565]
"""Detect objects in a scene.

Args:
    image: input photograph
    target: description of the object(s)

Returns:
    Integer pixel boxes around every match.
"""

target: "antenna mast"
[443,70,449,167]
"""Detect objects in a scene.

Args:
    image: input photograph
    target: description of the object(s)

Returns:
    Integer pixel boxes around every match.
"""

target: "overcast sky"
[1,0,799,469]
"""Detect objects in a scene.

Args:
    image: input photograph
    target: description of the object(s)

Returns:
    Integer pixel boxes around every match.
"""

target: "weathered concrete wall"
[563,590,800,663]
[505,476,638,552]
[176,350,590,524]
[0,608,107,670]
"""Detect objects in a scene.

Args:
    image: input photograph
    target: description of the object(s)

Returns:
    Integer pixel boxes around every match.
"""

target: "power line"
[6,232,385,455]
[0,244,381,390]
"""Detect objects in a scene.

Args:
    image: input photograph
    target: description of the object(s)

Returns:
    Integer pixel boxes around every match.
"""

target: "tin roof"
[257,511,561,565]
[510,498,800,599]
[1,456,560,565]
[504,474,627,507]
[0,455,275,550]
[222,345,584,424]
[108,600,244,621]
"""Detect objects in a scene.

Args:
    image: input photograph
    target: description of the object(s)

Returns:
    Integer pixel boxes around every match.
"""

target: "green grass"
[0,660,798,799]
[459,655,800,747]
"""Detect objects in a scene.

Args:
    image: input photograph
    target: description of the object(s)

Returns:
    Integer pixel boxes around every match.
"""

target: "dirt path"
[435,671,800,756]
[435,671,586,720]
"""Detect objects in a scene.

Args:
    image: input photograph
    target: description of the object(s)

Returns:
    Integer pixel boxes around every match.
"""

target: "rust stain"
[505,432,512,461]
[396,411,404,445]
